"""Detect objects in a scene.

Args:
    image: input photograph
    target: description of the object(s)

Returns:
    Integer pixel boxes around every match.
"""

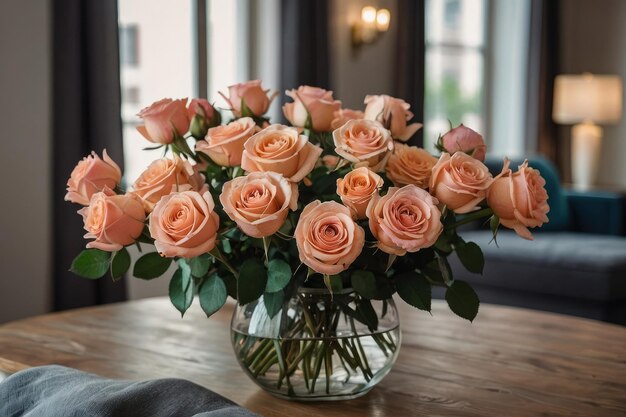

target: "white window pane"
[118,0,195,184]
[426,0,486,48]
[424,47,484,150]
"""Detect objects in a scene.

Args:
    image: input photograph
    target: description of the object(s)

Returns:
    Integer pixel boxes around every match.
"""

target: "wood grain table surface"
[0,297,625,416]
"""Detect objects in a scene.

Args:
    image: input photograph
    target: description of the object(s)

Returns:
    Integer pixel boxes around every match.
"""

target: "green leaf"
[199,273,227,317]
[110,247,130,281]
[455,241,484,274]
[351,270,393,300]
[189,254,212,278]
[490,215,500,246]
[266,259,291,293]
[263,290,284,318]
[355,298,378,331]
[445,280,480,322]
[434,234,453,254]
[70,249,111,279]
[323,274,343,294]
[133,252,172,280]
[169,268,194,316]
[395,271,432,312]
[237,259,267,305]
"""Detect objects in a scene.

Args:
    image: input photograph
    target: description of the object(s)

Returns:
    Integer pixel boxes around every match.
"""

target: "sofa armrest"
[565,190,625,235]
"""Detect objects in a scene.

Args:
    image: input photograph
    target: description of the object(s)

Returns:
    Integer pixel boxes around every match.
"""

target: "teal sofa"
[449,157,626,325]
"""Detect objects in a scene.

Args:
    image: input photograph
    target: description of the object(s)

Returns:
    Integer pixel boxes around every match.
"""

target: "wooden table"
[1,298,625,416]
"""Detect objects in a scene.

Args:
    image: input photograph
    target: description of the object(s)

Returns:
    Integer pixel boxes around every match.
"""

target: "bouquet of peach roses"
[65,80,549,399]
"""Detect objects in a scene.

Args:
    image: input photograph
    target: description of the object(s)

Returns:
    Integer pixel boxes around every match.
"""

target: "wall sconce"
[352,6,391,50]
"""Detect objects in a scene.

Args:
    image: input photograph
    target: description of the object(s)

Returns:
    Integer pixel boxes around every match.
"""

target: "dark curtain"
[394,0,426,147]
[526,0,563,176]
[52,0,127,310]
[279,0,330,102]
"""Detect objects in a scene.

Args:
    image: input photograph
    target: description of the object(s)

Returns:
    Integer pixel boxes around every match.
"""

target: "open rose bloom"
[66,82,549,327]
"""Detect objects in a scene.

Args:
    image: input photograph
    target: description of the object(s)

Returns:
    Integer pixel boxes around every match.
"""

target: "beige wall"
[0,0,52,322]
[329,0,398,109]
[559,0,626,187]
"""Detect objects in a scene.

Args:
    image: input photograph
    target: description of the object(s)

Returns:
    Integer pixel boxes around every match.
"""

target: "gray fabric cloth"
[0,365,259,417]
[451,230,626,301]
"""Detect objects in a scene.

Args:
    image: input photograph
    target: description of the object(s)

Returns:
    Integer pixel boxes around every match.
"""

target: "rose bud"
[188,98,221,139]
[363,95,422,142]
[440,124,487,162]
[149,190,220,258]
[486,159,550,240]
[386,144,438,188]
[195,117,257,167]
[283,86,342,132]
[430,152,494,214]
[336,167,383,219]
[65,149,122,205]
[333,119,394,172]
[219,80,276,118]
[136,98,190,144]
[366,185,443,256]
[241,124,322,182]
[220,171,298,238]
[79,190,145,252]
[131,155,207,212]
[330,108,365,130]
[295,200,365,275]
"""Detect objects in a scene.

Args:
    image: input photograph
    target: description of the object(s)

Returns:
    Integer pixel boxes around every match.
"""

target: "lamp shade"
[552,74,623,124]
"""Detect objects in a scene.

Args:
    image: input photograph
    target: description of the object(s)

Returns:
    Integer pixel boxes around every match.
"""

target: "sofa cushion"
[450,230,626,301]
[485,156,570,232]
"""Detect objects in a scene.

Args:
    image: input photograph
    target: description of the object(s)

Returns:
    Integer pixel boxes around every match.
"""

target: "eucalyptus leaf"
[199,274,227,317]
[169,268,194,317]
[237,258,267,305]
[263,290,284,318]
[266,259,291,293]
[445,280,480,322]
[189,254,212,278]
[395,271,431,312]
[110,247,131,281]
[133,252,172,280]
[70,249,111,279]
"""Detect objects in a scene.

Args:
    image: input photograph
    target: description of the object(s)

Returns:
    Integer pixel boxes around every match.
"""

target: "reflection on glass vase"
[231,287,401,401]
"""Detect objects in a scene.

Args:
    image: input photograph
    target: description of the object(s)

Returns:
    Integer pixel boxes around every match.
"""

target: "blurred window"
[424,0,487,151]
[119,25,139,66]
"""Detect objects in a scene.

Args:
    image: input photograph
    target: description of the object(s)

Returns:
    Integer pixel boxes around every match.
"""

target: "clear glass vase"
[231,287,401,401]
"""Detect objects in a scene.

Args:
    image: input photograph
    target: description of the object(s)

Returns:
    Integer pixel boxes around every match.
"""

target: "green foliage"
[237,258,267,305]
[169,267,194,317]
[263,290,284,318]
[351,270,394,300]
[133,252,172,280]
[445,280,480,322]
[455,241,484,274]
[355,298,378,331]
[189,254,212,278]
[394,271,432,312]
[110,248,131,281]
[323,274,343,293]
[266,259,291,293]
[199,274,227,317]
[70,249,111,279]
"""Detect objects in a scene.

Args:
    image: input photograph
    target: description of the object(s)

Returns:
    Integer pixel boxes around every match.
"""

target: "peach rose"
[149,190,220,258]
[430,152,493,214]
[333,119,394,172]
[283,86,342,132]
[188,98,220,138]
[336,167,383,219]
[79,190,145,252]
[65,150,122,205]
[241,124,322,182]
[195,117,257,166]
[136,98,190,144]
[220,172,298,238]
[486,159,550,240]
[219,80,276,117]
[331,108,365,130]
[366,185,442,256]
[386,144,437,188]
[363,95,422,141]
[131,155,207,212]
[440,124,487,162]
[295,200,365,275]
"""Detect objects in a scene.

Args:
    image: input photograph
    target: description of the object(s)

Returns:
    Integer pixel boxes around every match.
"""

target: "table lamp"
[552,73,623,189]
